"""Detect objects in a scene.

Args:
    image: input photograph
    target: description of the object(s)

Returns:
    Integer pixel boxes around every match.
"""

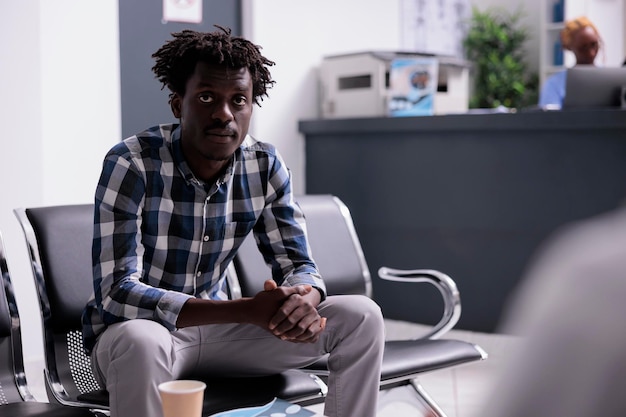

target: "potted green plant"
[463,6,538,109]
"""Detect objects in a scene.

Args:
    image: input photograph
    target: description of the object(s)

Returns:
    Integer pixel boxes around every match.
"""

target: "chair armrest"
[377,267,461,340]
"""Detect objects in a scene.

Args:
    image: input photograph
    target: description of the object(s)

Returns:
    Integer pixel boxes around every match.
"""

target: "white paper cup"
[158,380,206,417]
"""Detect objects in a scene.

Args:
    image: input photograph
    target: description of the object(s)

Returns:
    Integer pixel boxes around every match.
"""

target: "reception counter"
[299,109,626,333]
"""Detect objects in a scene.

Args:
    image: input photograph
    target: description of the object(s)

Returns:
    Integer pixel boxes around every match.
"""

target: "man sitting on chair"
[81,27,384,417]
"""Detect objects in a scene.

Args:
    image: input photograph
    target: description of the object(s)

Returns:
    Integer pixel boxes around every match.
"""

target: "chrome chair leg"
[410,379,449,417]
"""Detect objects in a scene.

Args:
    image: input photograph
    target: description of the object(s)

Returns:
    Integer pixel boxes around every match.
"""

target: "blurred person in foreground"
[481,202,626,416]
[81,26,384,417]
[539,16,602,109]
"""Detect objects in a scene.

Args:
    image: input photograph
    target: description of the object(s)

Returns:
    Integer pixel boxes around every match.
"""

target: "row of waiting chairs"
[0,194,486,416]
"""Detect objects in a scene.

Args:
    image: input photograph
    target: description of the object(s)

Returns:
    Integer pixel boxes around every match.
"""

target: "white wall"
[0,0,120,388]
[40,1,121,205]
[0,0,44,372]
[0,0,540,393]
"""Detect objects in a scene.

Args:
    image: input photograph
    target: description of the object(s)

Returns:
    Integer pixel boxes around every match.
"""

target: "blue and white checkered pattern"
[81,124,325,353]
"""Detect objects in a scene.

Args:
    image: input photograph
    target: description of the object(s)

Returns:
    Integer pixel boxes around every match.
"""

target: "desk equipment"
[319,51,471,118]
[563,66,626,109]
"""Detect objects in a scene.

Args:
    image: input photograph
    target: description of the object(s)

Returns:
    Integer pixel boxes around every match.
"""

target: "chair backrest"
[0,231,36,404]
[233,194,373,298]
[14,205,104,407]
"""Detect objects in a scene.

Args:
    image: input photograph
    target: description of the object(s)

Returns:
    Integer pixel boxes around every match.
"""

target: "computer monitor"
[562,66,626,109]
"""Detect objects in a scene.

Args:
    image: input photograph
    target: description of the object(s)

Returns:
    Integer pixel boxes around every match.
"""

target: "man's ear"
[170,93,182,119]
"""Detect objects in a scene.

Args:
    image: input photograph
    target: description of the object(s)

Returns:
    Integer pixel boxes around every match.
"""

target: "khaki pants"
[92,295,384,417]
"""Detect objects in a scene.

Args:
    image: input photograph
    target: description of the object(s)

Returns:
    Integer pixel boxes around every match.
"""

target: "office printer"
[319,51,471,118]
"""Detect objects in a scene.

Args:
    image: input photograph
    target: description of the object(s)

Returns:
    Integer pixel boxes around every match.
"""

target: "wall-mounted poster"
[388,57,439,117]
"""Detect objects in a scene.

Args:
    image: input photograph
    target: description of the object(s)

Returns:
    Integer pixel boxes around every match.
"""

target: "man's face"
[172,62,253,167]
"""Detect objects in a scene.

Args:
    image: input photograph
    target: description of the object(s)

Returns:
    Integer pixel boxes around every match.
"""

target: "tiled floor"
[24,319,520,417]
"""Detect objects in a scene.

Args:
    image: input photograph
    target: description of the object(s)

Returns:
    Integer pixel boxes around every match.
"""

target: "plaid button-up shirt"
[81,124,325,353]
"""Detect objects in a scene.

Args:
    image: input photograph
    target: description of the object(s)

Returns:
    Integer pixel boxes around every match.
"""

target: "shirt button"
[203,235,210,241]
[196,271,202,277]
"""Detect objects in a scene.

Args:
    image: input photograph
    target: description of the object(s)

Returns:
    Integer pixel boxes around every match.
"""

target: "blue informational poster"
[388,57,439,117]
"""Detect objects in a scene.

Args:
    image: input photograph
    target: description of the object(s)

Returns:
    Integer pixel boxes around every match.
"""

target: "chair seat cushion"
[78,369,325,415]
[305,339,484,382]
[200,370,325,414]
[0,402,96,417]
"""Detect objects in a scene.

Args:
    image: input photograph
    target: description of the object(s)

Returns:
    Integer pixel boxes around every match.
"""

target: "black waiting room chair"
[0,230,98,417]
[231,194,488,417]
[14,205,327,416]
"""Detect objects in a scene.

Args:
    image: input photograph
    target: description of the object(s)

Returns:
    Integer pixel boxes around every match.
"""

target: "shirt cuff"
[285,273,327,301]
[155,291,194,330]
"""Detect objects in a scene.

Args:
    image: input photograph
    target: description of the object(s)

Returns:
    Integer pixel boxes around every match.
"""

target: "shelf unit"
[540,0,577,87]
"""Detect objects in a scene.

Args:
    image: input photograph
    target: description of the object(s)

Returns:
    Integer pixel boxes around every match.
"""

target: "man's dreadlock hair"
[151,26,275,105]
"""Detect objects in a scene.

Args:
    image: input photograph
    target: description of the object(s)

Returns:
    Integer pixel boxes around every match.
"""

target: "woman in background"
[538,16,602,109]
